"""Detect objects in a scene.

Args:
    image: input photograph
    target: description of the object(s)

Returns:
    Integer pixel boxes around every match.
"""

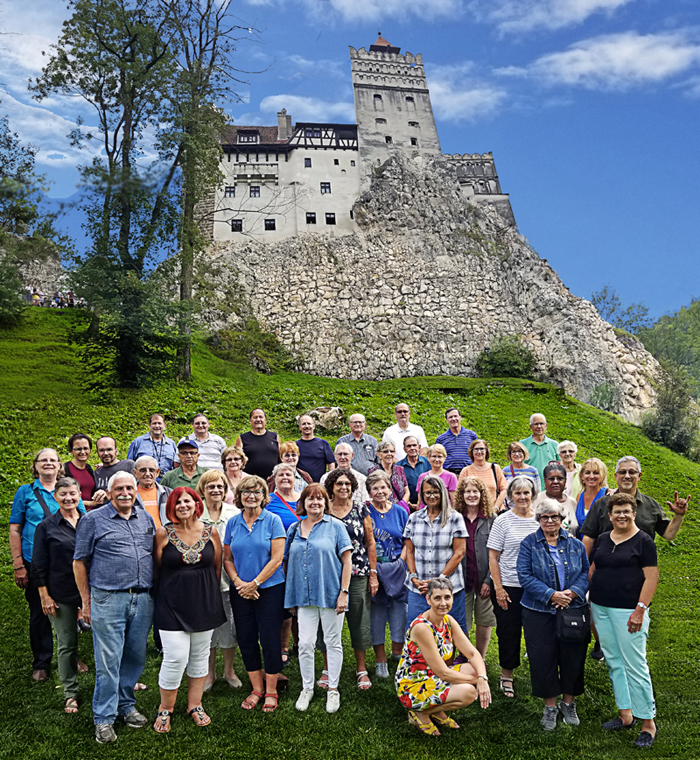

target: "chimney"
[277,109,292,140]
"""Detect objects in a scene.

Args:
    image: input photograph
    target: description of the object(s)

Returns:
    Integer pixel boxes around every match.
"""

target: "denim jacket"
[517,527,589,613]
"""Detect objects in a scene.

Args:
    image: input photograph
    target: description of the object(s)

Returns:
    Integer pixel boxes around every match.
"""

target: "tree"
[590,284,652,334]
[475,335,537,380]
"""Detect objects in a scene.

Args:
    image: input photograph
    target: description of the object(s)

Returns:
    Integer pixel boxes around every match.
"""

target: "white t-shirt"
[486,509,538,587]
[382,422,429,454]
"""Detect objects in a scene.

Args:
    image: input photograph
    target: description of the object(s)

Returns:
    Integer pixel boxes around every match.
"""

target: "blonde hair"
[575,457,609,492]
[196,469,229,500]
[426,444,447,458]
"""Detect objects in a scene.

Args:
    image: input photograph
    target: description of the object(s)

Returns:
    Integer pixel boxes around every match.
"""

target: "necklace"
[166,523,212,564]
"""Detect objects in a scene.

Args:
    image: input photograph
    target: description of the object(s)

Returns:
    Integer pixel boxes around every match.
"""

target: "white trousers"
[297,606,345,690]
[158,629,213,690]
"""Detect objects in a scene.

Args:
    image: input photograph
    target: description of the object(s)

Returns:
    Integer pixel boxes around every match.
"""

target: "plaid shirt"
[403,509,467,593]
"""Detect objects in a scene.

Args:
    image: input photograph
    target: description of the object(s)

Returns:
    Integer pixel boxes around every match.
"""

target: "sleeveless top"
[240,430,279,480]
[155,524,226,632]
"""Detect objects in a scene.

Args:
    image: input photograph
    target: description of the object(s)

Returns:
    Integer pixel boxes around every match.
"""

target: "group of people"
[9,404,691,747]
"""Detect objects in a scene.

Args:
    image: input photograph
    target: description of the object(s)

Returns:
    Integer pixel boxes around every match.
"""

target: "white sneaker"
[326,689,341,713]
[295,688,314,711]
[375,661,389,678]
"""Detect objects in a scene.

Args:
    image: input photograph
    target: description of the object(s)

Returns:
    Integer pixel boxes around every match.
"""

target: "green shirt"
[519,434,559,480]
[160,465,206,490]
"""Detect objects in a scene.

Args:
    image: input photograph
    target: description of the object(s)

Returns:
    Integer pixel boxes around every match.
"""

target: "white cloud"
[521,31,700,88]
[286,54,345,78]
[259,94,354,121]
[473,0,634,33]
[246,0,461,23]
[428,63,507,121]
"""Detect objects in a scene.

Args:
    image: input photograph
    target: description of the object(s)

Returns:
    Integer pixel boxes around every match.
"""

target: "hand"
[627,607,645,634]
[550,591,572,609]
[236,581,259,600]
[41,595,58,617]
[495,587,510,610]
[479,582,491,599]
[477,677,492,709]
[92,490,107,504]
[667,492,691,517]
[412,578,429,595]
[369,574,379,597]
[13,566,29,589]
[81,599,91,626]
[336,590,348,615]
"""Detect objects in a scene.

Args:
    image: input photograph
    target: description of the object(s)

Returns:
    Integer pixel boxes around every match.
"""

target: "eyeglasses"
[617,470,639,476]
[540,515,561,522]
[423,491,441,498]
[206,484,225,490]
[611,510,635,517]
[473,448,486,453]
[241,489,264,496]
[560,450,575,455]
[179,451,197,457]
[225,457,243,463]
[36,458,59,464]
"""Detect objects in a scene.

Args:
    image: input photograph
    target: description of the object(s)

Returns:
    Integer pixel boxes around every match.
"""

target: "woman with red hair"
[152,487,226,733]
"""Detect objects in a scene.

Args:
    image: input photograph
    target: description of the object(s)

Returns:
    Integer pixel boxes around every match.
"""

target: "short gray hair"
[366,469,392,494]
[426,577,453,598]
[334,442,354,455]
[272,463,296,480]
[535,498,566,520]
[134,456,158,470]
[506,475,538,501]
[107,471,137,491]
[616,456,641,474]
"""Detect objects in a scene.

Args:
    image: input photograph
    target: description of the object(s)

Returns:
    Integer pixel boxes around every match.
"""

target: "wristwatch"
[409,573,418,580]
[341,588,349,594]
[637,602,648,610]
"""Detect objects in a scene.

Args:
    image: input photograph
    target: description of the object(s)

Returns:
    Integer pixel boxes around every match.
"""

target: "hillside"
[0,309,698,760]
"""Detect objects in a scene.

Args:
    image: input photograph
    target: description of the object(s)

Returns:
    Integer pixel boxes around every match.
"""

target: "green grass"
[1,309,698,759]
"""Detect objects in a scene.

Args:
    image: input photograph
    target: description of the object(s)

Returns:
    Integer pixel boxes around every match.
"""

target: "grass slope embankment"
[0,309,698,760]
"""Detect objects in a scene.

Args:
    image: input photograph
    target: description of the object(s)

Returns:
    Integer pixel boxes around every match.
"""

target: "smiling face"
[149,415,165,439]
[275,467,294,491]
[224,452,243,474]
[378,447,396,466]
[298,415,315,439]
[304,492,326,520]
[108,475,137,511]
[368,480,391,505]
[530,415,547,440]
[204,479,226,505]
[281,450,299,466]
[471,441,487,464]
[427,586,453,616]
[446,409,461,431]
[544,471,566,499]
[539,511,562,538]
[96,438,118,466]
[429,451,446,469]
[250,409,267,433]
[559,447,576,465]
[511,486,533,512]
[615,463,640,494]
[335,447,353,468]
[192,415,210,439]
[332,475,353,501]
[510,447,525,465]
[463,483,481,508]
[70,438,91,465]
[175,491,197,521]
[240,485,264,511]
[56,484,80,511]
[403,438,420,458]
[395,404,410,427]
[582,467,602,490]
[349,416,366,436]
[134,461,159,489]
[610,504,636,531]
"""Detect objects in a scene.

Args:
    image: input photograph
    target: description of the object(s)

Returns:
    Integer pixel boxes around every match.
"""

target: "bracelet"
[409,572,418,580]
[13,567,24,572]
[370,569,378,575]
[477,675,488,681]
[253,578,261,587]
[341,588,349,594]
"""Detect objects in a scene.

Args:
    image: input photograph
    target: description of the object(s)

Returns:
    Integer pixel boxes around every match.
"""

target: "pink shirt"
[417,471,458,505]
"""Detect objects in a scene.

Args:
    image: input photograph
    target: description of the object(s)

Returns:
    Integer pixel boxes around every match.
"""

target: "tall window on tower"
[373,94,384,112]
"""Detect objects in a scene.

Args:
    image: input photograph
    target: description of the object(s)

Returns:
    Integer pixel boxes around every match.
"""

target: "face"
[511,487,532,510]
[71,438,91,463]
[545,471,566,498]
[178,446,199,467]
[298,416,315,437]
[175,491,197,520]
[583,467,601,489]
[510,447,525,464]
[403,439,420,457]
[472,443,487,462]
[304,492,326,519]
[109,476,137,509]
[333,476,353,500]
[422,484,442,508]
[56,485,80,510]
[349,416,366,435]
[615,463,640,494]
[379,447,396,465]
[224,453,244,472]
[610,504,636,530]
[463,484,481,507]
[530,416,547,436]
[275,468,294,489]
[395,405,410,424]
[240,485,264,509]
[250,409,266,431]
[149,416,165,437]
[134,463,159,489]
[204,480,226,503]
[335,448,353,468]
[281,450,299,466]
[427,587,453,616]
[369,481,391,503]
[96,438,118,466]
[446,410,461,429]
[539,512,562,534]
[559,446,576,464]
[193,416,209,437]
[429,451,446,468]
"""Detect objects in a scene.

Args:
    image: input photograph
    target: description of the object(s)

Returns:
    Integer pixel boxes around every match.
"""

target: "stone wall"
[200,152,660,423]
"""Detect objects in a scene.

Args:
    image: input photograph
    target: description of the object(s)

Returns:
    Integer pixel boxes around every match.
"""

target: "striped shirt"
[435,427,478,469]
[486,509,538,587]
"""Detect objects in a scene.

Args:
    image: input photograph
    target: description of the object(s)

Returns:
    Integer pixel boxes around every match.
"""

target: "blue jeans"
[90,588,154,725]
[370,598,408,646]
[407,588,467,634]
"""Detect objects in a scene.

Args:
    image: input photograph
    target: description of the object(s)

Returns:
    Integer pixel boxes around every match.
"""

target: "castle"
[208,36,513,243]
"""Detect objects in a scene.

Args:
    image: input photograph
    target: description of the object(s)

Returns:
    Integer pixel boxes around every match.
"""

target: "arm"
[441,537,466,578]
[363,514,379,597]
[152,527,168,588]
[9,524,28,589]
[450,623,492,708]
[222,543,238,585]
[336,549,352,614]
[626,566,659,633]
[234,435,243,449]
[663,492,690,541]
[211,529,223,582]
[236,537,284,600]
[404,537,427,594]
[402,485,410,502]
[73,559,91,625]
[582,535,594,557]
[494,467,507,511]
[489,548,510,609]
[411,623,481,686]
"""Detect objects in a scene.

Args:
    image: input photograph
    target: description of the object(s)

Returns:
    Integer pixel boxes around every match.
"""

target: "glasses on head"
[612,510,635,517]
[241,489,264,497]
[541,515,561,523]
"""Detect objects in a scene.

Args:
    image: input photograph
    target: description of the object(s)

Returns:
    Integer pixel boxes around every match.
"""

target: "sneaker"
[558,700,580,726]
[634,729,657,748]
[122,708,148,728]
[375,661,389,678]
[95,723,117,743]
[603,716,636,731]
[591,641,605,661]
[541,706,558,731]
[326,689,340,714]
[295,688,314,712]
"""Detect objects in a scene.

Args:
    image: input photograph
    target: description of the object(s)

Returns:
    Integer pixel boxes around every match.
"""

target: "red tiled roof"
[374,34,391,47]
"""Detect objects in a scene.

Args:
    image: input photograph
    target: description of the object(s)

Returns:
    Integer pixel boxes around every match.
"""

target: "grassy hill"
[0,309,698,759]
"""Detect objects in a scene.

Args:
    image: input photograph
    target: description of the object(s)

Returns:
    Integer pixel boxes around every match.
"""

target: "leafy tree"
[590,284,651,334]
[0,256,26,326]
[475,335,536,380]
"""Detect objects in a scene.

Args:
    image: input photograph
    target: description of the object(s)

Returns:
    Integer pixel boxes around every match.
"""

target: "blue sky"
[2,0,699,318]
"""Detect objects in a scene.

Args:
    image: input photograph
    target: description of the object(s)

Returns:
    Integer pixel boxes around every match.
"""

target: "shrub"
[0,256,25,327]
[475,335,536,380]
[589,381,622,413]
[206,319,292,374]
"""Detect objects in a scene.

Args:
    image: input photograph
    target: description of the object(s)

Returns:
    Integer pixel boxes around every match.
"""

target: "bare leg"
[205,648,216,690]
[641,718,657,737]
[475,625,492,660]
[373,643,387,663]
[241,669,264,709]
[280,618,292,655]
[391,640,403,658]
[222,647,238,681]
[154,686,178,731]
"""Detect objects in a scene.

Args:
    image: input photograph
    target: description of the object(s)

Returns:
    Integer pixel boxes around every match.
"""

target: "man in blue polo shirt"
[73,471,155,744]
[435,408,478,475]
[126,414,177,477]
[396,436,430,510]
[520,413,559,480]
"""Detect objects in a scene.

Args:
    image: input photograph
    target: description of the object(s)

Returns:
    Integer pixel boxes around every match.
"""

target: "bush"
[589,381,622,413]
[475,335,536,380]
[206,319,292,374]
[0,256,25,327]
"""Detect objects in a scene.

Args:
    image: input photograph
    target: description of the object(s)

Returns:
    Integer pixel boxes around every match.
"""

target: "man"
[336,414,378,476]
[296,414,335,483]
[126,414,177,477]
[73,472,155,743]
[235,408,282,480]
[320,443,369,506]
[133,456,171,528]
[435,408,478,475]
[396,436,430,510]
[519,413,559,480]
[92,437,135,496]
[382,403,429,456]
[581,456,690,553]
[174,413,226,471]
[161,440,206,490]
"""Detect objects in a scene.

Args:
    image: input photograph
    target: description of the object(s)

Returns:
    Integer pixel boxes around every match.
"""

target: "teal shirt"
[519,435,559,480]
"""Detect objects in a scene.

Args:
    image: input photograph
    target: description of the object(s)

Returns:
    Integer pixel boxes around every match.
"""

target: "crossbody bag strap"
[33,487,53,519]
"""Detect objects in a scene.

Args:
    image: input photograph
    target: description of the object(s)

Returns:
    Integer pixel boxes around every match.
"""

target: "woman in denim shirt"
[517,498,590,731]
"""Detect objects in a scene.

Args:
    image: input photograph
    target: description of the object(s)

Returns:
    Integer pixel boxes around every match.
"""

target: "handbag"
[556,606,591,643]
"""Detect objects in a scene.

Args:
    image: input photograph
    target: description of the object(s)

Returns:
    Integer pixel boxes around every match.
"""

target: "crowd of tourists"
[9,404,690,747]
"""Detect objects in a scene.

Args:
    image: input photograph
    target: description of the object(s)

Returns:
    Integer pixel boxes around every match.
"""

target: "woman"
[284,484,352,714]
[396,577,491,736]
[558,441,582,500]
[32,477,85,713]
[9,449,81,681]
[221,446,250,505]
[63,434,104,509]
[266,441,312,494]
[487,476,538,698]
[417,444,458,504]
[589,493,659,748]
[502,442,541,504]
[223,476,286,713]
[367,441,410,507]
[366,470,409,679]
[573,457,609,532]
[153,487,226,732]
[405,476,468,633]
[517,499,590,730]
[459,440,507,512]
[534,463,578,534]
[196,470,242,692]
[452,477,497,658]
[317,468,378,691]
[267,464,303,530]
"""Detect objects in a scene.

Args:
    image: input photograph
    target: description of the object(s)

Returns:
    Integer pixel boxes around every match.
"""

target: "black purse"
[556,606,591,643]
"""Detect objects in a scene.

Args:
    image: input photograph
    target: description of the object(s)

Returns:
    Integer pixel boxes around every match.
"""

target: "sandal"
[153,710,172,733]
[356,671,372,690]
[317,670,329,689]
[188,705,211,726]
[408,709,440,737]
[134,682,148,691]
[281,650,290,669]
[262,693,279,713]
[499,674,514,698]
[77,660,89,674]
[64,697,79,714]
[241,690,263,710]
[431,712,459,729]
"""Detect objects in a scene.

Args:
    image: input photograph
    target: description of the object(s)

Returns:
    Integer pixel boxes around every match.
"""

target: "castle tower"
[350,36,441,177]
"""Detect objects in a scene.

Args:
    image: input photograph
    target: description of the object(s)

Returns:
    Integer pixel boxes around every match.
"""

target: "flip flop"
[64,697,79,714]
[154,710,172,733]
[188,705,211,726]
[135,682,148,691]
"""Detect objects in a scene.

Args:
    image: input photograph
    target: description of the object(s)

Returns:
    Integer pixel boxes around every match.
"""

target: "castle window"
[250,186,260,198]
[385,136,392,144]
[264,219,276,231]
[375,118,386,125]
[224,186,235,198]
[304,127,321,138]
[411,138,418,146]
[334,159,339,166]
[373,94,384,112]
[320,182,331,194]
[406,96,414,104]
[406,96,416,111]
[306,212,316,225]
[351,160,356,167]
[238,132,258,143]
[409,121,419,127]
[231,219,242,232]
[325,213,336,225]
[305,158,312,168]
